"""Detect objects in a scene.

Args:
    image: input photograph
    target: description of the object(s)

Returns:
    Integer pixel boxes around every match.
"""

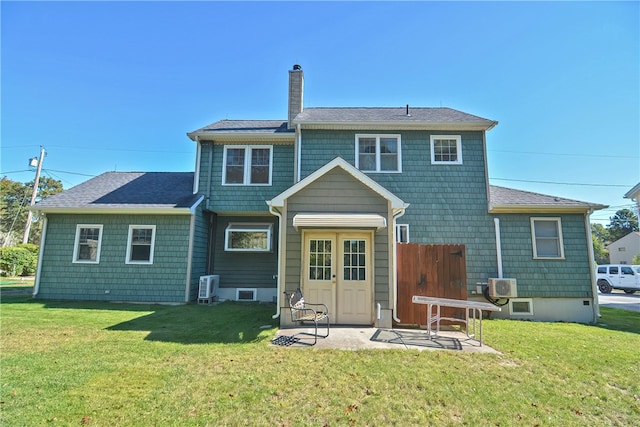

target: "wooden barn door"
[395,244,467,326]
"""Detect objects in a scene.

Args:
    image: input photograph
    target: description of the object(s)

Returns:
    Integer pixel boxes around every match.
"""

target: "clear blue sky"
[2,1,638,224]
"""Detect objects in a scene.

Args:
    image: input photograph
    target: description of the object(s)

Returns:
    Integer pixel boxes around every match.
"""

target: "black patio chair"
[285,289,330,345]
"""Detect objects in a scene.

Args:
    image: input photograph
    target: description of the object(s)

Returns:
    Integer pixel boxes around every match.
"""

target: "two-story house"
[32,65,606,325]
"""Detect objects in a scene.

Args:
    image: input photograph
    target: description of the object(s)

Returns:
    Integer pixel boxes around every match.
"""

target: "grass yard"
[1,295,639,426]
[0,277,34,293]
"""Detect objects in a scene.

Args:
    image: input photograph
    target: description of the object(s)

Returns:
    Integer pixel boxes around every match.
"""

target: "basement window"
[236,288,257,301]
[510,299,533,316]
[225,223,272,252]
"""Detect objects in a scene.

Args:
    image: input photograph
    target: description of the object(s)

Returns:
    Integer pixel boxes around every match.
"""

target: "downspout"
[184,213,196,302]
[184,195,206,302]
[268,204,283,319]
[32,213,47,297]
[585,210,600,321]
[494,218,503,278]
[296,123,302,182]
[207,141,213,210]
[392,207,407,323]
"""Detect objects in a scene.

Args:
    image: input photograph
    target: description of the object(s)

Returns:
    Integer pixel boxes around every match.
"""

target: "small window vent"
[236,288,257,301]
[510,298,533,315]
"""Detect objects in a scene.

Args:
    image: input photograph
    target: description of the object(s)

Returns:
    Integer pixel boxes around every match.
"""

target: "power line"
[488,149,639,159]
[44,144,192,154]
[1,169,32,175]
[490,177,632,188]
[42,168,96,177]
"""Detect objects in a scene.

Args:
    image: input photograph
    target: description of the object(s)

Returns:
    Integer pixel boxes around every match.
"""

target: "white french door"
[302,232,373,325]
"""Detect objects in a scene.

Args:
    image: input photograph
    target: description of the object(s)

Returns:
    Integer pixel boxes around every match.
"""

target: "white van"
[596,265,640,294]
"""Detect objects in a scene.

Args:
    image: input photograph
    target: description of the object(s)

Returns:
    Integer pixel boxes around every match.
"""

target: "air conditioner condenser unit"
[198,275,220,299]
[488,278,517,298]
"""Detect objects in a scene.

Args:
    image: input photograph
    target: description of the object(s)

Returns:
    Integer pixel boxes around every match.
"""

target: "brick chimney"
[288,64,304,129]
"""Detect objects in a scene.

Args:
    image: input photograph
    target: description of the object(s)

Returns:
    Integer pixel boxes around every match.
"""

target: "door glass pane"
[309,239,332,280]
[342,239,366,281]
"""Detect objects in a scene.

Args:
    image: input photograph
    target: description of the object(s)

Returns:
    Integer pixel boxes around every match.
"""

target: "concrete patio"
[271,326,501,353]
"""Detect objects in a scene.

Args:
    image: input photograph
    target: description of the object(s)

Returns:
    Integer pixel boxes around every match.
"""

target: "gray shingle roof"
[295,107,496,126]
[188,107,497,137]
[34,172,201,212]
[489,185,606,211]
[188,119,291,136]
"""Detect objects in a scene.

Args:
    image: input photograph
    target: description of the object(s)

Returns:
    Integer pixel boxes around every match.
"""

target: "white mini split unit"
[198,275,220,303]
[488,278,518,298]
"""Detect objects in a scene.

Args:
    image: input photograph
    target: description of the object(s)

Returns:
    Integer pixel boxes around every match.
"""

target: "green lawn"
[1,295,638,426]
[0,276,34,293]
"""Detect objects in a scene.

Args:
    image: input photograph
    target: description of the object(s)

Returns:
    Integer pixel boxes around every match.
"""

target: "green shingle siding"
[38,214,192,302]
[300,130,499,293]
[196,128,593,304]
[210,215,278,290]
[298,129,593,298]
[188,205,210,300]
[199,142,295,212]
[498,214,592,298]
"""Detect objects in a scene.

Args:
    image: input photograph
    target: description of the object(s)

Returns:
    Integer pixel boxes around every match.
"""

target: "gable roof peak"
[268,157,407,210]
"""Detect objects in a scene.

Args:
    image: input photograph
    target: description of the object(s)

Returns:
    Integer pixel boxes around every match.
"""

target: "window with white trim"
[396,224,410,243]
[126,225,156,264]
[73,225,103,263]
[356,134,401,172]
[531,217,565,259]
[510,298,533,315]
[225,223,272,252]
[223,145,272,185]
[430,135,462,164]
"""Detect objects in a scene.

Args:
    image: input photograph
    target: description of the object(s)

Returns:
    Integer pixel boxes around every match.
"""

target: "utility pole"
[22,146,46,244]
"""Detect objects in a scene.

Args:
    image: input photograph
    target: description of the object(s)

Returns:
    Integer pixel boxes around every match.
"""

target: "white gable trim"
[267,157,407,209]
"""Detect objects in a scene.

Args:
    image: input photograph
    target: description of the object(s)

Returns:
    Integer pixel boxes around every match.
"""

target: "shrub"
[0,246,38,276]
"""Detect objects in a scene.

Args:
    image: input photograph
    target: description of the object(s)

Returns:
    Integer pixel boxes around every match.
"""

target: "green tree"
[606,209,639,242]
[0,245,37,276]
[632,253,640,265]
[591,223,610,264]
[592,238,609,265]
[1,176,63,246]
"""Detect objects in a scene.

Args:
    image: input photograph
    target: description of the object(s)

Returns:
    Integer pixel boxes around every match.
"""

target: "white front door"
[303,232,373,325]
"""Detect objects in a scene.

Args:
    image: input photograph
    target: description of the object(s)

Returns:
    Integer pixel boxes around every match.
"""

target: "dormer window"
[355,134,401,172]
[223,145,272,185]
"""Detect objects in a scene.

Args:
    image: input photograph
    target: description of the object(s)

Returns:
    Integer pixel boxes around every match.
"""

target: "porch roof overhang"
[293,213,387,231]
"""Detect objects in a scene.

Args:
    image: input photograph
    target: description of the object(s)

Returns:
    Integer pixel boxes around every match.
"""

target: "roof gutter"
[31,207,197,215]
[489,204,607,214]
[187,131,295,142]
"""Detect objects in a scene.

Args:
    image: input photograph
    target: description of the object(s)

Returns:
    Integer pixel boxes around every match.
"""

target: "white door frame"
[302,230,374,325]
